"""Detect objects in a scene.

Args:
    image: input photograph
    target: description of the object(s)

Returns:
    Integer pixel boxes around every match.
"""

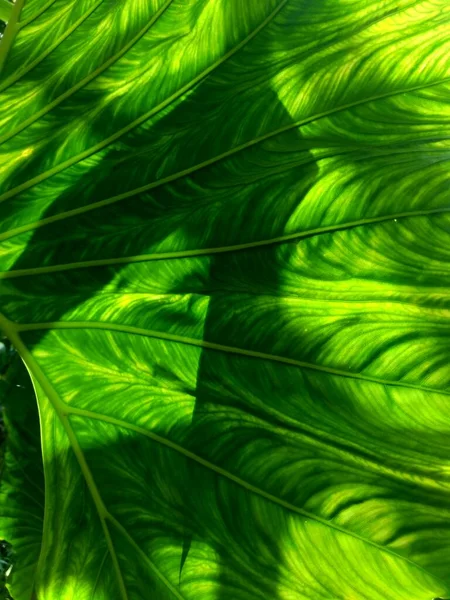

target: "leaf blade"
[1,0,450,597]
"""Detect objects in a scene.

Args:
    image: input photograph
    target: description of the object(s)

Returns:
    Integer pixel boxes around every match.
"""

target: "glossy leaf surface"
[0,0,450,598]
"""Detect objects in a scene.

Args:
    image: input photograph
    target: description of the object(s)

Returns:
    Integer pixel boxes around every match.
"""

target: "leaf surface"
[0,0,450,598]
[0,354,44,600]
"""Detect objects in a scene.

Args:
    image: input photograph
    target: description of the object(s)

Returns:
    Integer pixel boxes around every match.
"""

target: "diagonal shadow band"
[0,2,322,594]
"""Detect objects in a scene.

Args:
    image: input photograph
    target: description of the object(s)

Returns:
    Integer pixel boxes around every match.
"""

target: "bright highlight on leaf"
[0,0,450,598]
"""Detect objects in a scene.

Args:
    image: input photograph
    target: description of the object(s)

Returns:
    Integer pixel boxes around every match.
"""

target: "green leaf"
[1,0,450,598]
[0,354,44,600]
[0,1,12,27]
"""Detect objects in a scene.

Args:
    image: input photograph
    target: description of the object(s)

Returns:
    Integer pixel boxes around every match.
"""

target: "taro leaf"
[0,354,44,600]
[0,0,450,598]
[0,0,12,36]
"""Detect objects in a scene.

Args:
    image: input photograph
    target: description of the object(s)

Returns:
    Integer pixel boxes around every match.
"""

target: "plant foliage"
[0,0,450,598]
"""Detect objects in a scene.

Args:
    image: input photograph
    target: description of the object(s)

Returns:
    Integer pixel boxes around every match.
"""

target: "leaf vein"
[0,0,176,144]
[0,0,290,203]
[68,405,446,585]
[15,319,450,396]
[0,0,105,93]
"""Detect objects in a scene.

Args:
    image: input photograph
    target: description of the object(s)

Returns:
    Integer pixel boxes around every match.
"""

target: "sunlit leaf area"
[0,1,449,598]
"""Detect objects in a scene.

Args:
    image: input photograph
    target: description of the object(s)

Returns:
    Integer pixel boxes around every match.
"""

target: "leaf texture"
[0,0,450,598]
[0,356,44,600]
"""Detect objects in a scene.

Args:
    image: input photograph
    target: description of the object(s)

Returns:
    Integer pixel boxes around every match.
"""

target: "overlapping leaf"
[0,0,450,598]
[0,354,43,599]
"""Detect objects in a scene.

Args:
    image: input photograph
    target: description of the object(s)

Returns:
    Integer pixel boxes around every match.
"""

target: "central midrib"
[0,310,446,592]
[0,313,184,600]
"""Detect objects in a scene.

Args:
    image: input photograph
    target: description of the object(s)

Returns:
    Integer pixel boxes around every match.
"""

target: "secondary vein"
[0,0,176,143]
[0,316,130,600]
[68,404,447,585]
[0,0,105,93]
[106,515,186,600]
[0,0,290,203]
[15,319,450,396]
[0,206,449,264]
